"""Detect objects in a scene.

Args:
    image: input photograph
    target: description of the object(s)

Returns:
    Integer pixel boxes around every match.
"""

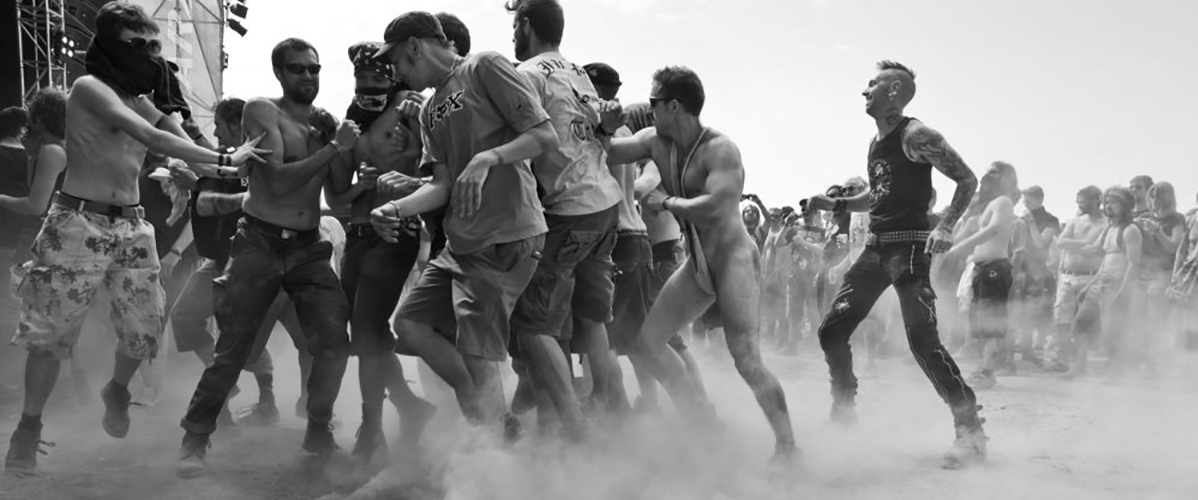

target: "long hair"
[978,161,1020,206]
[1104,186,1135,225]
[1148,182,1177,214]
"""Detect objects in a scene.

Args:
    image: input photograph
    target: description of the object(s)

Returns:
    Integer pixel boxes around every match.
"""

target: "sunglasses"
[283,63,322,76]
[649,97,676,107]
[125,37,162,54]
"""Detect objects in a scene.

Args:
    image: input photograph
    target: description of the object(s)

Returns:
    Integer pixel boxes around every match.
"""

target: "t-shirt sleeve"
[476,52,549,133]
[418,103,444,173]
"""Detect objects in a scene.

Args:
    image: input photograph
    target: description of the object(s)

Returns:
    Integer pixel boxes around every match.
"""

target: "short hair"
[1148,182,1177,213]
[95,2,158,42]
[0,106,27,139]
[505,0,564,46]
[271,38,319,69]
[26,87,67,140]
[436,12,471,56]
[876,60,916,80]
[1078,185,1102,202]
[1130,175,1154,187]
[652,66,705,116]
[214,97,246,127]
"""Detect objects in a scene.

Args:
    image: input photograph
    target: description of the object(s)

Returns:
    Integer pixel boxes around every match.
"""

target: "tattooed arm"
[902,120,977,253]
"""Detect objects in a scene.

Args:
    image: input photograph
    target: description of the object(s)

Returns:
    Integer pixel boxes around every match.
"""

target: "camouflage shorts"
[10,205,164,360]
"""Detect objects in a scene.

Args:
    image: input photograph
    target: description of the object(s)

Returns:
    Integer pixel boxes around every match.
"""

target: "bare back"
[1060,214,1106,274]
[242,98,329,230]
[649,128,755,266]
[63,76,162,205]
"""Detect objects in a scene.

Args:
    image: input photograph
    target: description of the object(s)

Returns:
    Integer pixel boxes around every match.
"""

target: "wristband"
[388,200,405,218]
[168,249,182,257]
[217,154,230,167]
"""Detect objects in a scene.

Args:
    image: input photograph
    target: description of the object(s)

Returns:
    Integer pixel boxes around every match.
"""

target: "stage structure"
[130,0,226,142]
[13,0,70,103]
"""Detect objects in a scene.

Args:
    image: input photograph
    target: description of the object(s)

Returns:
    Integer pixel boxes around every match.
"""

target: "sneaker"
[5,423,54,474]
[941,424,988,469]
[100,382,137,439]
[829,401,858,426]
[302,422,342,457]
[350,423,387,463]
[176,432,211,479]
[236,400,280,427]
[967,371,997,391]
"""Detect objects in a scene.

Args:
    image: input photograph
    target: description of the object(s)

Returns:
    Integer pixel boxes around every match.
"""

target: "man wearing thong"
[606,66,797,461]
[1046,185,1105,371]
[177,37,358,478]
[506,0,627,427]
[805,60,986,469]
[5,1,265,475]
[370,11,554,434]
[325,41,435,462]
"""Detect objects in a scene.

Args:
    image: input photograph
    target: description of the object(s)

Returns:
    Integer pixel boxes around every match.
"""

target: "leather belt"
[866,230,930,246]
[54,192,144,219]
[242,214,318,241]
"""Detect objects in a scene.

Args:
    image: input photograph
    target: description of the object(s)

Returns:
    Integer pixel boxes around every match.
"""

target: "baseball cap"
[375,12,447,61]
[584,62,621,88]
[1021,185,1044,199]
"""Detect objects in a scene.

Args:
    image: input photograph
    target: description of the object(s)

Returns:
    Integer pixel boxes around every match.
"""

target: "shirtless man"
[1046,186,1106,371]
[606,66,796,460]
[506,0,627,429]
[1129,175,1154,218]
[371,11,554,434]
[806,61,985,469]
[177,38,357,478]
[944,162,1020,390]
[4,2,264,475]
[1064,187,1142,378]
[324,41,435,462]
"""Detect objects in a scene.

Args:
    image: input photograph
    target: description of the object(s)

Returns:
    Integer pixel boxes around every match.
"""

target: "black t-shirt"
[190,176,247,266]
[0,145,31,249]
[1139,211,1187,273]
[138,168,191,257]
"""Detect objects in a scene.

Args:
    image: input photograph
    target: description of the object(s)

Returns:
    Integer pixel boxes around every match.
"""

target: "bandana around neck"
[85,36,191,119]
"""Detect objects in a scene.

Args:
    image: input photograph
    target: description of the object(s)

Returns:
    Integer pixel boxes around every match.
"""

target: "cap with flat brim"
[375,11,446,61]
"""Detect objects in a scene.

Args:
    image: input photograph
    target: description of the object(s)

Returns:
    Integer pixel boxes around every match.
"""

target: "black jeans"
[340,228,420,355]
[817,241,978,423]
[181,218,350,434]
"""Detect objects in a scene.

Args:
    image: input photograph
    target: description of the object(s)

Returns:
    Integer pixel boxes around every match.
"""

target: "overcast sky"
[222,0,1198,218]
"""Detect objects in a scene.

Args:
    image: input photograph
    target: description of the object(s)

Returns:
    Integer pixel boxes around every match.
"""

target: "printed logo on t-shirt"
[427,90,466,131]
[869,159,892,204]
[534,58,587,78]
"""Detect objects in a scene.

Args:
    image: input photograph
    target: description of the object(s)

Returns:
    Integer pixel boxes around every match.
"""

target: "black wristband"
[217,154,229,167]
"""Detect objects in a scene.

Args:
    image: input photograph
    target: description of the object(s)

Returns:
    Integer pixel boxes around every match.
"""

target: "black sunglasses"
[283,63,322,76]
[649,97,676,107]
[126,37,162,54]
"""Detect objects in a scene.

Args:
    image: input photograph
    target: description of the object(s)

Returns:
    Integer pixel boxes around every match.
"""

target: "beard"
[514,32,531,62]
[284,82,319,105]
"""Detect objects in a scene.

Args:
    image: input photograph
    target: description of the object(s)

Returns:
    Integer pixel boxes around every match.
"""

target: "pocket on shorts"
[489,239,535,274]
[556,230,606,266]
[10,261,32,299]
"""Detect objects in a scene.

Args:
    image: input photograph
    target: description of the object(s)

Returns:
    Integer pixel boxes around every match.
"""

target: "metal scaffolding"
[16,0,68,100]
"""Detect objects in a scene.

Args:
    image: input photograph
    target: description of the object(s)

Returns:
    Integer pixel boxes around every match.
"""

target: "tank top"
[866,117,934,233]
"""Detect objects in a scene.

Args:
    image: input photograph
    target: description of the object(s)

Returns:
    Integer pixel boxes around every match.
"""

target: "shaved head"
[876,60,917,107]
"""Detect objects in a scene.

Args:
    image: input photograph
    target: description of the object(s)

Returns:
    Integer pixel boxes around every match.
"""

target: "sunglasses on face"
[125,37,162,54]
[649,97,678,108]
[283,63,322,76]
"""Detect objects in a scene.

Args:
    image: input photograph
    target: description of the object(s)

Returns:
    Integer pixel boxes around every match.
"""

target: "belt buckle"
[281,229,296,240]
[866,233,879,246]
[106,204,125,218]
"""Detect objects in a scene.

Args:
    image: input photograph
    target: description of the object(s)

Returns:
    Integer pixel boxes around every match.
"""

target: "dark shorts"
[970,258,1014,339]
[608,232,652,354]
[649,240,689,352]
[396,235,545,361]
[341,226,421,355]
[510,206,618,342]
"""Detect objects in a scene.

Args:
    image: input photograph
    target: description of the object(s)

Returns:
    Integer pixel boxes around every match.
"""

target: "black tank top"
[866,117,934,233]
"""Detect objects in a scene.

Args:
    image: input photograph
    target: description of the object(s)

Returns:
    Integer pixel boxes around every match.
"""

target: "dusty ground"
[2,329,1197,500]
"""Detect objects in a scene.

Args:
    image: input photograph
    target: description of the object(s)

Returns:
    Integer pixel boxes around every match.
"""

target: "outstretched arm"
[902,122,977,232]
[608,127,656,166]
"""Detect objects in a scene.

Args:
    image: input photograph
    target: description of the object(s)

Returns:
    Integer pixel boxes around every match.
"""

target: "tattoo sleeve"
[903,125,977,230]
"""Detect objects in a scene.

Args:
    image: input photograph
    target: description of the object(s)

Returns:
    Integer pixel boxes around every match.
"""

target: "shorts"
[1073,273,1124,338]
[969,258,1014,339]
[396,234,544,361]
[510,206,618,342]
[1054,272,1095,325]
[607,232,653,354]
[10,205,165,360]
